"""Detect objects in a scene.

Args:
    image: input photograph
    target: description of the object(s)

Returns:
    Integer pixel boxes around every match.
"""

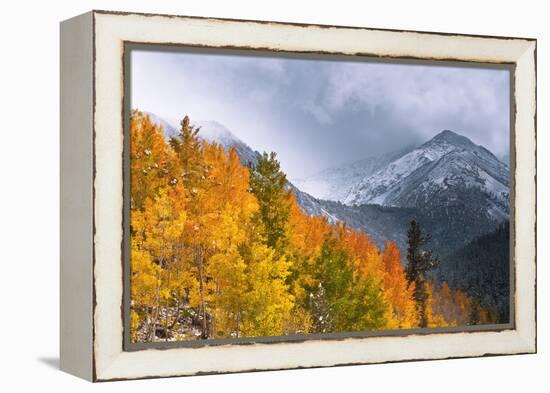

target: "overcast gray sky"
[131,49,510,179]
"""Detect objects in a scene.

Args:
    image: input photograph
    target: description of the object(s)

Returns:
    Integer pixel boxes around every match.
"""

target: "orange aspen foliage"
[130,110,182,210]
[424,281,452,328]
[431,283,495,326]
[381,241,419,328]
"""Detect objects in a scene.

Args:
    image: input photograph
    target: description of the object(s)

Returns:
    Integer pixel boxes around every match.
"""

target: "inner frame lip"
[121,41,516,352]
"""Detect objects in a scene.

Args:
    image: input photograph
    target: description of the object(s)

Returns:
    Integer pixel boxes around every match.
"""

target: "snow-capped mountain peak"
[343,130,509,222]
[428,129,476,148]
[291,146,415,202]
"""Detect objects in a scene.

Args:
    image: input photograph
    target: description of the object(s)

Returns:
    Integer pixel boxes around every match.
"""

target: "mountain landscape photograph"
[127,48,511,343]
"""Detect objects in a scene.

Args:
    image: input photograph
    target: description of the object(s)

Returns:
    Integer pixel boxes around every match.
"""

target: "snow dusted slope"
[143,112,179,139]
[291,147,412,202]
[196,120,260,166]
[144,113,260,166]
[344,130,509,220]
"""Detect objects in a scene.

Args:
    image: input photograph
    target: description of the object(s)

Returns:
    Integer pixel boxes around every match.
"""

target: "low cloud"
[131,50,510,178]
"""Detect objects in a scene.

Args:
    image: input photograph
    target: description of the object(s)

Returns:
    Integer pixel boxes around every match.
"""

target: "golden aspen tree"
[206,144,294,338]
[170,116,215,339]
[239,242,294,337]
[129,111,190,342]
[285,197,334,334]
[334,225,394,330]
[203,143,259,337]
[130,110,181,210]
[131,189,188,341]
[382,241,419,328]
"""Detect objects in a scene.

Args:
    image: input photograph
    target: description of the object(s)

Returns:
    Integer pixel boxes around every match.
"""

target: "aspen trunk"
[195,243,208,339]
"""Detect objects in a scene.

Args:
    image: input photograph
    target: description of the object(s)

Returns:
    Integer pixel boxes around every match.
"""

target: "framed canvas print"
[60,10,537,382]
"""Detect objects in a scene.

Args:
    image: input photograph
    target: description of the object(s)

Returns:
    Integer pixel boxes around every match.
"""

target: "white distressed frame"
[61,10,536,382]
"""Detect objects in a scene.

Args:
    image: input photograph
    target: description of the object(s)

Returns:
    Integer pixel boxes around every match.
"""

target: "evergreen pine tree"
[405,220,440,327]
[249,152,292,253]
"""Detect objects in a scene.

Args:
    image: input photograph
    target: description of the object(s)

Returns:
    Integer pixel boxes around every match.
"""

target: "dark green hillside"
[435,222,510,323]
